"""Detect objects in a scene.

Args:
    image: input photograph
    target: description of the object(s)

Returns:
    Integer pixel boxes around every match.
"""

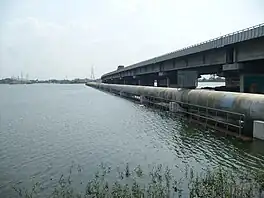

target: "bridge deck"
[102,23,264,78]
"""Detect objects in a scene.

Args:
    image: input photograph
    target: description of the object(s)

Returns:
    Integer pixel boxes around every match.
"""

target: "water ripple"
[1,84,264,197]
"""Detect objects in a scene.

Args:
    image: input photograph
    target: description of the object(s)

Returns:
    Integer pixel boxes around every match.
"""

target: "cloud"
[0,0,263,79]
[0,17,99,79]
[0,14,172,79]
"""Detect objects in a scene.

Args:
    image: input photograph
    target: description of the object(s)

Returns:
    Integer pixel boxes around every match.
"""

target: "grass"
[13,163,264,198]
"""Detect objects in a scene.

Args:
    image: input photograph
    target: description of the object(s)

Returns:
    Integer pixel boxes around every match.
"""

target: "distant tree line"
[198,74,225,82]
[0,78,98,84]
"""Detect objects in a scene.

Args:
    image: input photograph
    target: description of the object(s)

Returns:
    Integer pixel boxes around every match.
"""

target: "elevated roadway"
[101,23,264,93]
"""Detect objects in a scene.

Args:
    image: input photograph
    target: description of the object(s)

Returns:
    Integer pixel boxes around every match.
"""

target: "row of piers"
[104,71,195,88]
[103,61,264,94]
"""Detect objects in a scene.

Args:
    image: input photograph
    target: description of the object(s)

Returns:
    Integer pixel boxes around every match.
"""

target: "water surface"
[0,84,264,197]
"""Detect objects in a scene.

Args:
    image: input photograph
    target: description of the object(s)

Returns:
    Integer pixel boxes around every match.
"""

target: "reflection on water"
[0,84,263,197]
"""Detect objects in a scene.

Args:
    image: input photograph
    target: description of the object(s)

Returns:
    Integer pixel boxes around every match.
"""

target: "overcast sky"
[0,0,264,79]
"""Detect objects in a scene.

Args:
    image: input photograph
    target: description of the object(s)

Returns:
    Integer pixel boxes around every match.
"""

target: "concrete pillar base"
[253,120,264,140]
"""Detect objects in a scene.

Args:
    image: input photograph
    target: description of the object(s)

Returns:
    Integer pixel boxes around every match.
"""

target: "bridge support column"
[157,79,167,87]
[157,72,168,87]
[156,75,178,88]
[240,74,264,94]
[138,76,155,86]
[223,63,243,92]
[113,79,118,84]
[177,71,198,89]
[125,76,139,85]
[167,73,178,88]
[225,75,240,89]
[223,62,264,93]
[224,72,264,94]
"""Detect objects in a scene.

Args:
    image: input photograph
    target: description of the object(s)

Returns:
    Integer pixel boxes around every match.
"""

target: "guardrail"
[144,95,245,136]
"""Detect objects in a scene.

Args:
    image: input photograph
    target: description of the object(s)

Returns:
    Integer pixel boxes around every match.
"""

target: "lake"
[1,83,264,197]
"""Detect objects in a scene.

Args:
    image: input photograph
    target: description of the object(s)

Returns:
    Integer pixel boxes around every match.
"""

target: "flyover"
[101,23,264,93]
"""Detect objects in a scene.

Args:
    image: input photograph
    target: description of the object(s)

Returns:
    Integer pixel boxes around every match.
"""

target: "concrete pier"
[253,121,264,140]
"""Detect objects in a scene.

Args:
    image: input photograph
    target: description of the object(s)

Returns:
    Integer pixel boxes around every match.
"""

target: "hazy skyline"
[1,0,264,79]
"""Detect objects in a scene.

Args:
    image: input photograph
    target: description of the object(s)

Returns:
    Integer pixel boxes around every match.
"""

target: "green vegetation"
[13,164,264,198]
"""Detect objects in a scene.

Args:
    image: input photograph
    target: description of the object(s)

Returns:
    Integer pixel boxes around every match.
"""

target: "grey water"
[1,83,264,197]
